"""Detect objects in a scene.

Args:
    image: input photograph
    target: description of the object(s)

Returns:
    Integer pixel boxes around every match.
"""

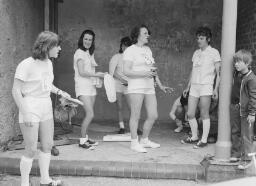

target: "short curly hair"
[196,26,212,44]
[32,31,59,60]
[130,24,151,44]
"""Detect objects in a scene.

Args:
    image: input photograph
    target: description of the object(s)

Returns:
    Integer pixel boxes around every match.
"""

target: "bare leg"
[128,93,144,139]
[142,94,158,139]
[79,95,95,137]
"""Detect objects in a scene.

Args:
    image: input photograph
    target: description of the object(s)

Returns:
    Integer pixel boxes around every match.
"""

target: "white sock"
[80,138,87,144]
[189,118,198,140]
[140,137,148,143]
[39,151,52,184]
[131,137,139,146]
[20,156,33,186]
[201,119,210,143]
[119,121,124,129]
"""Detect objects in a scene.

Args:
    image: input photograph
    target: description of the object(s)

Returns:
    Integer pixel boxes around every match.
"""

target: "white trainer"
[131,142,147,153]
[140,139,160,148]
[174,126,183,133]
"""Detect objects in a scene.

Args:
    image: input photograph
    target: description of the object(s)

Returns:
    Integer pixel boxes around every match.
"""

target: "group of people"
[169,27,256,170]
[11,25,256,185]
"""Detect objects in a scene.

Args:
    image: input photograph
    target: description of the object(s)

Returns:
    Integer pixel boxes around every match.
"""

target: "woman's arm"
[109,55,118,76]
[77,59,105,78]
[12,79,28,114]
[123,60,155,78]
[155,75,173,93]
[212,62,221,100]
[51,84,70,98]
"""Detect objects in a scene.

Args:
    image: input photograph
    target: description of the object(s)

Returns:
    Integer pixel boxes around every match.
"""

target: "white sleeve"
[14,61,29,81]
[191,50,197,63]
[123,47,134,61]
[74,50,84,64]
[213,49,221,63]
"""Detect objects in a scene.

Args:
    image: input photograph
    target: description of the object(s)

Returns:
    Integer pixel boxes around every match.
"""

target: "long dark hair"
[130,24,151,44]
[119,36,132,53]
[77,29,95,55]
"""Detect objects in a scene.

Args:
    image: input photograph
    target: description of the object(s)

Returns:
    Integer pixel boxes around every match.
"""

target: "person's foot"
[193,140,207,149]
[181,137,199,144]
[140,139,160,148]
[237,161,253,169]
[78,143,95,150]
[174,126,183,133]
[86,139,99,146]
[118,128,126,134]
[131,142,147,153]
[40,179,62,186]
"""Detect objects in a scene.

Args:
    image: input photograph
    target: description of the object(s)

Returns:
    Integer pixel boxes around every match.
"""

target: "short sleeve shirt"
[14,57,54,98]
[191,46,221,85]
[123,44,155,90]
[73,49,98,87]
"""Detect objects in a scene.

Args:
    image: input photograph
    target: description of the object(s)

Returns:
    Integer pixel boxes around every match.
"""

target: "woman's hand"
[212,89,218,100]
[58,90,71,99]
[183,88,189,97]
[96,72,107,78]
[143,70,157,78]
[159,85,174,93]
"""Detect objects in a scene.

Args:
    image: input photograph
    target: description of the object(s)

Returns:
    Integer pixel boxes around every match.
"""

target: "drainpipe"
[215,0,238,160]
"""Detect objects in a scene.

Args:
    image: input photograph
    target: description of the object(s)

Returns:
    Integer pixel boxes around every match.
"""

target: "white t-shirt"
[73,49,98,87]
[110,53,128,82]
[191,46,221,85]
[14,57,54,98]
[123,44,155,90]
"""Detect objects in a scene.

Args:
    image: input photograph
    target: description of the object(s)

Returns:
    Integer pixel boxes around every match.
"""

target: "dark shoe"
[40,179,62,186]
[51,146,59,156]
[193,141,207,149]
[238,161,253,169]
[137,129,143,135]
[79,143,95,150]
[181,137,199,144]
[118,128,126,134]
[86,139,99,146]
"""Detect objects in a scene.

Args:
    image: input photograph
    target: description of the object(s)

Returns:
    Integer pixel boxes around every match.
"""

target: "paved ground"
[0,175,209,186]
[0,121,215,165]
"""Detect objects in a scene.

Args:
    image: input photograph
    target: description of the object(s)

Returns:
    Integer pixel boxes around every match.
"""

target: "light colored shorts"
[19,97,53,123]
[75,85,97,97]
[189,84,213,98]
[115,79,128,94]
[127,88,155,95]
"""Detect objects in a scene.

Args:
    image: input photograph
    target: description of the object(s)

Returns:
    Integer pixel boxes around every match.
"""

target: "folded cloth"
[104,74,116,102]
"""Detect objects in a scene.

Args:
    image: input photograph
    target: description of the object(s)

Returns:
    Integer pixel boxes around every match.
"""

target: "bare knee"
[187,111,195,120]
[200,111,209,120]
[147,112,158,121]
[40,142,53,153]
[24,147,37,158]
[86,111,94,120]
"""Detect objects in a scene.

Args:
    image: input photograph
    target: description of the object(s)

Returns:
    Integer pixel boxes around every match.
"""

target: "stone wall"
[55,0,223,122]
[0,0,44,143]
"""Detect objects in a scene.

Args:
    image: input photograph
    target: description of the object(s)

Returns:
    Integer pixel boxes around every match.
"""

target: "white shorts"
[127,88,155,94]
[189,84,213,98]
[115,80,128,94]
[19,97,53,123]
[75,85,96,97]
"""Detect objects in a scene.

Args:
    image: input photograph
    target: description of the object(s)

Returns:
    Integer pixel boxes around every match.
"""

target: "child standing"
[233,49,256,169]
